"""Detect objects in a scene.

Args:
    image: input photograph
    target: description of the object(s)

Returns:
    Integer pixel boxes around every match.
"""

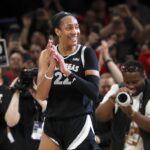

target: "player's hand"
[46,40,59,68]
[54,53,71,76]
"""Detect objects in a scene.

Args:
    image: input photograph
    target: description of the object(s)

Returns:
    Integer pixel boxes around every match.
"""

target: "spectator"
[4,69,47,150]
[94,41,123,150]
[29,44,42,67]
[4,50,24,85]
[0,68,15,150]
[96,60,150,150]
[94,73,115,150]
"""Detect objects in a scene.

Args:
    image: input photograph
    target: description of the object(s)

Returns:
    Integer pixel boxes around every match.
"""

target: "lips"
[70,36,77,41]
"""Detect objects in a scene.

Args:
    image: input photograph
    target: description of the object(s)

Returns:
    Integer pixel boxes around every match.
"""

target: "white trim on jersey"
[56,44,87,67]
[49,137,60,146]
[56,44,81,59]
[81,46,86,68]
[67,115,94,150]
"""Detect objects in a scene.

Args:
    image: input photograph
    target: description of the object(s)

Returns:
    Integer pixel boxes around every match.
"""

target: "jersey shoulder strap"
[80,45,86,68]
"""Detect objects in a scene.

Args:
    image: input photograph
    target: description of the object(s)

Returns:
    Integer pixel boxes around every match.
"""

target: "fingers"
[117,87,132,98]
[46,40,57,54]
[52,52,69,74]
[46,40,58,64]
[47,40,53,48]
[46,41,68,74]
[101,40,108,48]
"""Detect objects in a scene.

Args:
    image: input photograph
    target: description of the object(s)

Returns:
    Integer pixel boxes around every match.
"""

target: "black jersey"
[0,85,12,143]
[46,44,99,119]
[8,92,44,150]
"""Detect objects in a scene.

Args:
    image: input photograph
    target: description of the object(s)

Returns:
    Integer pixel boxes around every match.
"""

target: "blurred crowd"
[1,0,150,150]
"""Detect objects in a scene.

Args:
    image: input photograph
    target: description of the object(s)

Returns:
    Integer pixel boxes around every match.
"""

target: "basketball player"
[36,11,100,150]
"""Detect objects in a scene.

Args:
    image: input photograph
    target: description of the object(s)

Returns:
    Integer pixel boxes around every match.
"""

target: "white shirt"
[101,85,150,150]
[124,93,143,150]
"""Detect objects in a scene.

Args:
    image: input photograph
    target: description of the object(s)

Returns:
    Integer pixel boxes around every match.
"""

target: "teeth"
[130,90,135,95]
[71,37,76,40]
[70,38,77,42]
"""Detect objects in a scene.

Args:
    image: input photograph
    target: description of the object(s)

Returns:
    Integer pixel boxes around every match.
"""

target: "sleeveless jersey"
[0,85,12,142]
[46,44,98,119]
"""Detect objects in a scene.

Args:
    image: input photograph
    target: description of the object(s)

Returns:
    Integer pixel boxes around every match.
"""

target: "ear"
[55,28,60,36]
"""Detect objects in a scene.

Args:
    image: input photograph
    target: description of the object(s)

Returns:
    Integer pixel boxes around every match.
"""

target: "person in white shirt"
[96,60,150,150]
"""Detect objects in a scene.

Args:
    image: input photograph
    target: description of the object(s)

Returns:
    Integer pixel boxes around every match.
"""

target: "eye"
[64,23,79,31]
[75,24,79,29]
[65,26,73,31]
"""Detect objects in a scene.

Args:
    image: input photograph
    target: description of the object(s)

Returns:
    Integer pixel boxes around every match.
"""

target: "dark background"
[0,0,150,18]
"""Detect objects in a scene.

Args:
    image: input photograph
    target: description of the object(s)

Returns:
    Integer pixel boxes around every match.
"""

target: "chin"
[70,41,78,46]
[132,91,139,96]
[130,90,136,96]
[132,93,137,96]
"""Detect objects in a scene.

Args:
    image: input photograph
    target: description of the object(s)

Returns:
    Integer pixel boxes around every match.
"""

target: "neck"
[58,44,78,56]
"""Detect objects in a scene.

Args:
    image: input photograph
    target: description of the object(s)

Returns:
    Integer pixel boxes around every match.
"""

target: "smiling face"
[9,52,24,70]
[123,72,145,96]
[55,16,80,47]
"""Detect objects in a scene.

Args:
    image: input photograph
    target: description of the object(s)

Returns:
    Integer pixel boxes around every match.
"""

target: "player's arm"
[36,40,57,100]
[56,47,100,100]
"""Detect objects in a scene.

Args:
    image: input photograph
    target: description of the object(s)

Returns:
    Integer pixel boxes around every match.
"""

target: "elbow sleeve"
[68,73,99,100]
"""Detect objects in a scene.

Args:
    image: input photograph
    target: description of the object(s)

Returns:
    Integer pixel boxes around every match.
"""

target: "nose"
[126,83,135,90]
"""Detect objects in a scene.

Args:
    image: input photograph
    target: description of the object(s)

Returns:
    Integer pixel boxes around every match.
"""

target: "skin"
[37,15,99,150]
[123,72,145,96]
[118,71,145,117]
[55,15,80,54]
[96,71,145,121]
[9,52,24,70]
[99,76,115,96]
[95,74,115,144]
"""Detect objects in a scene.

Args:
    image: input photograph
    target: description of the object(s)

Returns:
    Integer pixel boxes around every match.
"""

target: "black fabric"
[7,91,44,150]
[75,129,101,150]
[94,95,112,150]
[44,115,100,150]
[95,121,112,150]
[84,47,99,70]
[68,45,99,100]
[0,85,12,144]
[46,45,99,119]
[0,136,12,150]
[111,109,131,150]
[139,79,150,150]
[69,74,99,100]
[8,125,26,150]
[44,44,99,149]
[44,115,86,149]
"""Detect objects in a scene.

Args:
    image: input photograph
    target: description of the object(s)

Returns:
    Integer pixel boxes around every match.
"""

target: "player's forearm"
[36,65,55,100]
[68,73,99,100]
